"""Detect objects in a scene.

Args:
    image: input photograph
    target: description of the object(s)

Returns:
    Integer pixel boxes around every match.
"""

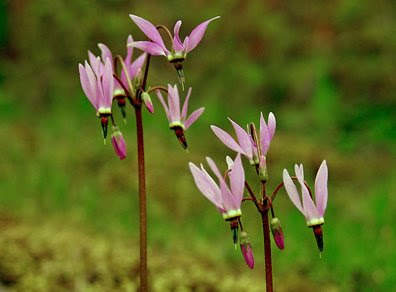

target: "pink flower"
[211,112,276,165]
[240,231,255,269]
[128,15,220,62]
[111,126,127,160]
[156,84,204,130]
[282,161,328,227]
[189,154,245,220]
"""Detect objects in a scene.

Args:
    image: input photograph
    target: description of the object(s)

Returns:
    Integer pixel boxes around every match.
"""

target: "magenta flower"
[128,15,220,63]
[156,84,204,148]
[270,217,285,250]
[282,161,328,227]
[111,126,127,160]
[240,231,255,269]
[211,112,276,165]
[79,57,114,140]
[189,154,244,220]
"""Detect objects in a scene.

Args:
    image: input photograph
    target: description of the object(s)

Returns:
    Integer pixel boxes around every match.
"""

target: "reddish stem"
[261,209,273,292]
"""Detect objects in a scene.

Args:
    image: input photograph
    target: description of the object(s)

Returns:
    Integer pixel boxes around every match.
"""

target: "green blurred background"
[0,0,395,291]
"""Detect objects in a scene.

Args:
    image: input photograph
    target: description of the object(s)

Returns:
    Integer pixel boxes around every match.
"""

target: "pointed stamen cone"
[117,97,127,120]
[174,62,185,90]
[270,217,285,250]
[100,116,109,142]
[312,225,324,252]
[141,92,154,113]
[111,126,127,160]
[240,231,255,269]
[229,219,239,245]
[172,126,188,149]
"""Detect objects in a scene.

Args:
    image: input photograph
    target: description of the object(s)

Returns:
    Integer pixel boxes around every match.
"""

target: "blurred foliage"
[0,0,395,290]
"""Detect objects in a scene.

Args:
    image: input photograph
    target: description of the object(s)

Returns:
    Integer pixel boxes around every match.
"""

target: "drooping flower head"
[283,160,328,251]
[78,57,114,140]
[211,112,276,165]
[156,84,204,149]
[129,15,220,87]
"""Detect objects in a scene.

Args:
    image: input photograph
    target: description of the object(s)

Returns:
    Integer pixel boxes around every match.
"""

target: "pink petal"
[98,43,113,68]
[260,112,271,155]
[301,180,320,222]
[155,90,170,120]
[173,20,184,52]
[268,112,276,140]
[129,15,166,49]
[128,41,166,56]
[186,16,220,53]
[282,169,304,214]
[294,164,305,186]
[184,107,204,129]
[189,162,223,209]
[229,118,253,159]
[181,87,192,120]
[168,84,181,123]
[78,63,98,110]
[129,53,147,79]
[228,153,245,208]
[88,51,100,75]
[125,35,134,66]
[315,160,328,217]
[211,125,246,154]
[102,58,114,108]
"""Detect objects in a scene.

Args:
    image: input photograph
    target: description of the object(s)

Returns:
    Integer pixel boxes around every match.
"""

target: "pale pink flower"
[282,160,328,227]
[128,15,220,62]
[211,112,276,165]
[189,154,244,220]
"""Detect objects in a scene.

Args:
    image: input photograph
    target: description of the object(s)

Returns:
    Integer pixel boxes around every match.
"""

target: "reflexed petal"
[228,153,245,208]
[294,164,305,186]
[181,87,192,120]
[282,169,304,214]
[173,20,184,51]
[129,53,147,79]
[78,64,98,109]
[168,84,181,122]
[189,162,223,209]
[211,126,246,154]
[301,181,320,222]
[260,112,271,155]
[315,160,328,217]
[186,16,220,53]
[229,118,253,159]
[129,14,166,49]
[102,58,114,108]
[184,107,204,129]
[98,43,113,67]
[125,35,134,66]
[88,51,100,75]
[268,112,276,140]
[206,156,223,180]
[128,41,166,56]
[155,90,170,120]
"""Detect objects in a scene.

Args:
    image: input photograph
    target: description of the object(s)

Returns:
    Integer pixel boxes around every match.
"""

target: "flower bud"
[141,92,154,113]
[270,217,284,250]
[258,155,268,182]
[111,126,126,160]
[240,231,255,269]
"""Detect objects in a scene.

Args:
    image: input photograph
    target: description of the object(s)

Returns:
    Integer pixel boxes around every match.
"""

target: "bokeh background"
[0,0,395,291]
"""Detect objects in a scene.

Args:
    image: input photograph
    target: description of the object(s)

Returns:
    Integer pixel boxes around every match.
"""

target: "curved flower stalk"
[129,14,220,87]
[211,112,276,165]
[78,57,114,141]
[156,84,205,149]
[283,160,328,251]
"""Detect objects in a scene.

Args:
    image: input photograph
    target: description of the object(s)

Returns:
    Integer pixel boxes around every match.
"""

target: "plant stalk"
[261,209,273,292]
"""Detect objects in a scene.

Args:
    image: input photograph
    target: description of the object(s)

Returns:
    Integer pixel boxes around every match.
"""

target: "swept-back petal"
[315,160,328,217]
[168,84,181,122]
[88,51,101,75]
[98,43,113,67]
[181,87,192,120]
[184,107,205,129]
[268,112,276,140]
[301,181,320,222]
[102,58,114,108]
[129,15,166,49]
[125,35,134,66]
[186,16,220,53]
[173,20,184,51]
[229,118,253,159]
[128,41,167,56]
[79,63,98,109]
[282,169,304,214]
[155,90,170,120]
[189,162,222,209]
[129,53,146,79]
[294,164,305,186]
[211,126,246,154]
[228,153,245,208]
[260,112,271,155]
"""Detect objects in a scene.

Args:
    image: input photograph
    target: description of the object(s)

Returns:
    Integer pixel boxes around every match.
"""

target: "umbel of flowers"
[189,112,328,292]
[78,15,219,291]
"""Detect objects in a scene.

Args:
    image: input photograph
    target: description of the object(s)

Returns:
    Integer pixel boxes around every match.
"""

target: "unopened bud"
[240,231,255,269]
[270,217,285,250]
[111,126,127,160]
[258,155,268,182]
[141,92,154,113]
